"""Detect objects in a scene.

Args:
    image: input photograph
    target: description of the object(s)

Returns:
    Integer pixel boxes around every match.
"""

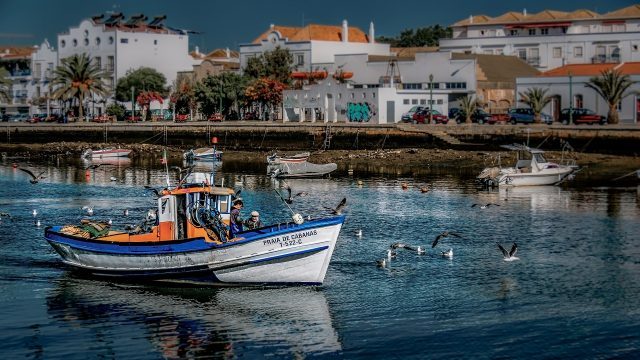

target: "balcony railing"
[526,56,541,66]
[591,54,621,64]
[9,69,31,77]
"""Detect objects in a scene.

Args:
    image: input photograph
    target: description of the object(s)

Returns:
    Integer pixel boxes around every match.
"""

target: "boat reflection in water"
[47,277,342,358]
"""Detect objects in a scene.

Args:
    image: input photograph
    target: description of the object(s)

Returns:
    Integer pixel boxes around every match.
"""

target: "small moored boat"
[477,144,578,187]
[44,164,345,285]
[82,149,132,159]
[183,148,223,162]
[267,152,310,164]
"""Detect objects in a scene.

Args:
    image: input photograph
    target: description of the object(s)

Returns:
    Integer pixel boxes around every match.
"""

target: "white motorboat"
[477,144,577,187]
[82,148,132,159]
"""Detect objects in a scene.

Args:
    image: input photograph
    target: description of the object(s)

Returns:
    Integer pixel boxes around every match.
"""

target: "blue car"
[508,108,553,125]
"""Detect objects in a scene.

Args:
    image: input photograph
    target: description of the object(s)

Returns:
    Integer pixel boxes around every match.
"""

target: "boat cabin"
[502,144,551,173]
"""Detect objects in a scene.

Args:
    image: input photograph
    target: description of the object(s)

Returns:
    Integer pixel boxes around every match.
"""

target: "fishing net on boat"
[60,220,111,239]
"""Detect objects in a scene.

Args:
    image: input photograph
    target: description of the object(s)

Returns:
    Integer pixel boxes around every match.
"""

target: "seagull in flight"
[144,185,161,197]
[471,203,500,209]
[441,248,453,258]
[19,168,46,184]
[432,231,465,248]
[295,191,309,197]
[323,198,347,215]
[497,243,519,261]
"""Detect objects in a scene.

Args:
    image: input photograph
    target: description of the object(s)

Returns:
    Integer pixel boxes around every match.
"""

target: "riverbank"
[2,141,638,186]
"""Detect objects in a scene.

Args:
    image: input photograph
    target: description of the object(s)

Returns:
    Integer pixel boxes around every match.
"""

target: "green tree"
[195,72,247,118]
[585,69,636,124]
[518,87,552,124]
[115,67,167,102]
[171,77,197,117]
[376,25,452,47]
[459,95,477,124]
[243,47,293,85]
[51,53,108,119]
[0,67,10,102]
[106,103,125,120]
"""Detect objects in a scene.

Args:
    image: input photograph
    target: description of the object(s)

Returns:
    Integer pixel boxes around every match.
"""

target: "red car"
[208,113,223,122]
[175,114,190,122]
[487,113,509,125]
[559,108,606,125]
[412,109,449,124]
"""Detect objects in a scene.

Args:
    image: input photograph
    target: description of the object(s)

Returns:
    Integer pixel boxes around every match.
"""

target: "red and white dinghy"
[82,148,132,159]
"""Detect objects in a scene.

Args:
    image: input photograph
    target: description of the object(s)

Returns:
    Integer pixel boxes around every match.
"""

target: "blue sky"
[0,0,634,51]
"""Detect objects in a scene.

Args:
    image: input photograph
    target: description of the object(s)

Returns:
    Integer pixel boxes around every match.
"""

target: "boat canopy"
[167,185,234,196]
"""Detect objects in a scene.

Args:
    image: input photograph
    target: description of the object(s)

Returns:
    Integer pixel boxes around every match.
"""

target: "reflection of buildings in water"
[46,278,341,357]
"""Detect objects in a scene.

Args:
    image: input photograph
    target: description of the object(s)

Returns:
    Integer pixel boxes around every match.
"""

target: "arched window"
[72,39,78,47]
[95,37,101,46]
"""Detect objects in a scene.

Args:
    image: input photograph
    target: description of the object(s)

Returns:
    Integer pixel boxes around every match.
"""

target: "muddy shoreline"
[1,142,639,186]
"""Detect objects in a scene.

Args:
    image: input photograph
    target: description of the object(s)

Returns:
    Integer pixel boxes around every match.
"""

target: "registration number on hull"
[263,229,318,248]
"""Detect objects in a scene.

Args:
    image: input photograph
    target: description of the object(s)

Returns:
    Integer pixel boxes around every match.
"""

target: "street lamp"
[429,74,434,124]
[568,71,573,124]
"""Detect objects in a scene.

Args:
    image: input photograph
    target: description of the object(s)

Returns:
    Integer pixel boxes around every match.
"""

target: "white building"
[440,5,640,71]
[239,20,390,73]
[0,42,58,116]
[283,50,539,123]
[57,13,193,96]
[516,62,640,124]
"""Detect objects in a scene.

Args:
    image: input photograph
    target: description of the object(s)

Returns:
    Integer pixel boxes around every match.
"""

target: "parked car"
[487,113,509,125]
[124,110,142,122]
[448,108,461,119]
[0,114,9,122]
[454,108,492,124]
[27,113,48,123]
[412,109,449,124]
[208,113,223,122]
[11,114,30,122]
[507,108,553,125]
[559,108,606,125]
[401,106,425,122]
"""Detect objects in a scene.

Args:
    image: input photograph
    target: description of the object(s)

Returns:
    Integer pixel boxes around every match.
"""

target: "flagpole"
[164,148,170,188]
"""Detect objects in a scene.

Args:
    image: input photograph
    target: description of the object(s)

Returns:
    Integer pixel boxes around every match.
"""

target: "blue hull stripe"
[45,216,344,255]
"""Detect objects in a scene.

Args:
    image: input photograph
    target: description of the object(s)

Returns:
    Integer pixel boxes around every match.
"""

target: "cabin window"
[218,196,230,213]
[534,153,547,164]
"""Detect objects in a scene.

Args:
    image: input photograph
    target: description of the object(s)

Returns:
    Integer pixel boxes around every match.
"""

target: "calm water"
[1,157,640,359]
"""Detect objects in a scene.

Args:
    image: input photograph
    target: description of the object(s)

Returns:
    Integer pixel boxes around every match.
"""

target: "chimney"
[342,19,348,42]
[369,22,375,43]
[195,46,200,55]
[469,15,473,24]
[523,8,527,16]
[226,47,230,58]
[270,24,275,30]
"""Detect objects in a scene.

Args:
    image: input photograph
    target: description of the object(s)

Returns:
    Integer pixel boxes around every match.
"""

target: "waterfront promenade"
[1,121,639,153]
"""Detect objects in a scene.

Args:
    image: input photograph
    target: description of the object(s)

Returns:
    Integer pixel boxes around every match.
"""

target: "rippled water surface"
[1,157,640,359]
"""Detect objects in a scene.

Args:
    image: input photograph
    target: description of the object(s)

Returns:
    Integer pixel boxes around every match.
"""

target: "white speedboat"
[477,144,577,187]
[82,148,132,159]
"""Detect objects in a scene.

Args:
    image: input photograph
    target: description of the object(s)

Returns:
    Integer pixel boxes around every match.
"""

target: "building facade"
[516,63,640,123]
[239,20,390,73]
[440,5,640,71]
[57,13,193,114]
[283,51,538,123]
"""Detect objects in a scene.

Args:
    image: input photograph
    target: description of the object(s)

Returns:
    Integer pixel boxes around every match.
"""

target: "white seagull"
[441,248,453,258]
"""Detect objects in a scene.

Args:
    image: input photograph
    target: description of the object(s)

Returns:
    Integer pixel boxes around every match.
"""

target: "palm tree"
[459,95,477,124]
[518,87,552,124]
[585,69,635,124]
[0,67,10,103]
[51,54,108,120]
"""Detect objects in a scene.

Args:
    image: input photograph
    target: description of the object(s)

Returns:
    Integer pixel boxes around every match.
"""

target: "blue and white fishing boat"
[45,148,345,286]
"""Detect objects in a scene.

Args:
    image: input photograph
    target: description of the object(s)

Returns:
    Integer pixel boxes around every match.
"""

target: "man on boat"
[244,211,264,230]
[230,199,244,237]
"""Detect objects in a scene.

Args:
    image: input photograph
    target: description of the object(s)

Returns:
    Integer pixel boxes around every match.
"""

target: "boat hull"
[85,149,132,159]
[497,167,574,186]
[45,216,344,285]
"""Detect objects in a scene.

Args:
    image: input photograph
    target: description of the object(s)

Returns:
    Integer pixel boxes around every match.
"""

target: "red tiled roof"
[453,5,632,27]
[253,23,369,44]
[539,62,640,77]
[0,46,36,59]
